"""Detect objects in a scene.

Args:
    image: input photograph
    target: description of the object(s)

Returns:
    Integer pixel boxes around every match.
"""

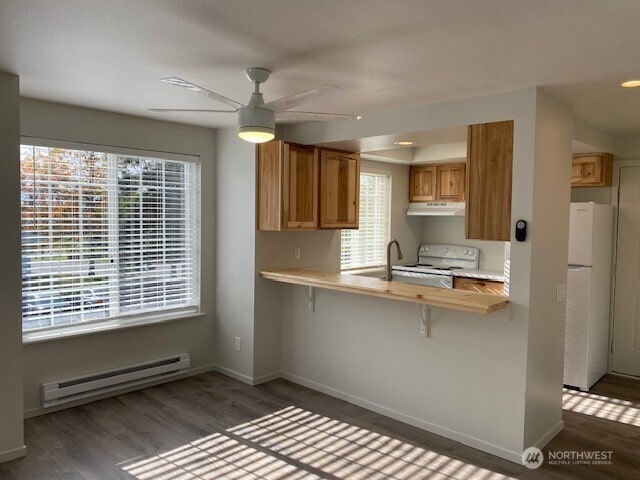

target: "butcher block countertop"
[260,269,508,314]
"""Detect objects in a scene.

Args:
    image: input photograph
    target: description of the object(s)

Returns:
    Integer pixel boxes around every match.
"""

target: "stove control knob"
[424,246,430,252]
[443,248,449,253]
[462,249,468,255]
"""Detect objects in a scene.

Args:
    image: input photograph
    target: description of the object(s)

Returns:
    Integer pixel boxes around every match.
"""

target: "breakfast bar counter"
[260,269,508,314]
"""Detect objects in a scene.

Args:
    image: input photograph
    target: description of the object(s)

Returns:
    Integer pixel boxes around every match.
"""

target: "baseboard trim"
[209,365,281,386]
[252,371,281,385]
[24,363,218,419]
[209,364,255,385]
[281,371,523,464]
[0,445,26,463]
[609,371,640,381]
[533,420,564,450]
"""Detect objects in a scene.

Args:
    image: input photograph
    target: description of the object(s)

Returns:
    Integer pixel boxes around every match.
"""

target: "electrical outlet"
[294,247,301,260]
[234,336,241,352]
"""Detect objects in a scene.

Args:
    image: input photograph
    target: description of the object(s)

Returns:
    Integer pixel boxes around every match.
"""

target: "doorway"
[612,165,640,377]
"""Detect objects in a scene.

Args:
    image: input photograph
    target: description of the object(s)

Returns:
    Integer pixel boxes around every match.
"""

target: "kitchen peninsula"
[260,269,508,314]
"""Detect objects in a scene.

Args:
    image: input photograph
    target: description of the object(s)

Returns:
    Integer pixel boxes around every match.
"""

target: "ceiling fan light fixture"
[237,106,275,143]
[238,127,275,143]
[621,79,640,88]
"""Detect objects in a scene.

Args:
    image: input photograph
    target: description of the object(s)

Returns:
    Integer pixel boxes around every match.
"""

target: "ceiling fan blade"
[276,111,362,121]
[161,77,245,109]
[149,108,236,113]
[264,85,342,113]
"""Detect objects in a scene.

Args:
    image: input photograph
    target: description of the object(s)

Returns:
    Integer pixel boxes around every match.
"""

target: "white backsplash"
[421,216,506,271]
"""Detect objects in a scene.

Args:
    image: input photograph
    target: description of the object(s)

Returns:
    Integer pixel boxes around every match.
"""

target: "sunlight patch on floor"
[122,406,517,480]
[563,388,640,426]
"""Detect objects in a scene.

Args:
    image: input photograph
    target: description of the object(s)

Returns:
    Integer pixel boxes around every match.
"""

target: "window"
[20,144,200,333]
[341,169,392,270]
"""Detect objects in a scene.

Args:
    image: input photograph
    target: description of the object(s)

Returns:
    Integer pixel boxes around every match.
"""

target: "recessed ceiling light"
[621,80,640,88]
[394,141,414,146]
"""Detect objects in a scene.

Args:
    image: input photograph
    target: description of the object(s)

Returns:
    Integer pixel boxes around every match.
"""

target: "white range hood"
[407,202,465,216]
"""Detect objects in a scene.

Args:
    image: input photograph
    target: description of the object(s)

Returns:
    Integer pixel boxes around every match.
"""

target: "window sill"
[23,311,205,345]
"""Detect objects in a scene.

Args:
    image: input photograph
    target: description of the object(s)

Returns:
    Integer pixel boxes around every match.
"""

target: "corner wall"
[19,99,218,415]
[0,73,25,462]
[213,127,257,381]
[522,89,573,447]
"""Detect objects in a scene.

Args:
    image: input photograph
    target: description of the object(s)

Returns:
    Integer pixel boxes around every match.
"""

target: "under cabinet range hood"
[407,202,465,216]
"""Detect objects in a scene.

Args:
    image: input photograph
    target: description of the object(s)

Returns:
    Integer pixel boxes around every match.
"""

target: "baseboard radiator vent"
[42,353,190,408]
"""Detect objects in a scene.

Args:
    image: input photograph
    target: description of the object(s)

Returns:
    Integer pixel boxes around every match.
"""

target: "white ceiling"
[2,0,640,136]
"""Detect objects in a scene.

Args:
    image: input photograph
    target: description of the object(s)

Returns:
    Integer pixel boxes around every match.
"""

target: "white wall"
[412,142,466,163]
[0,73,25,462]
[421,217,506,271]
[570,187,611,204]
[19,99,217,415]
[618,136,640,159]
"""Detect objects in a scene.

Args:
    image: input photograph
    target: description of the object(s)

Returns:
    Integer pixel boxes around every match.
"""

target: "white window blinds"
[20,145,200,332]
[341,170,392,270]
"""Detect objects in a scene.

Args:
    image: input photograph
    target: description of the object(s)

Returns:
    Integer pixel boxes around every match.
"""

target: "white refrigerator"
[564,202,613,391]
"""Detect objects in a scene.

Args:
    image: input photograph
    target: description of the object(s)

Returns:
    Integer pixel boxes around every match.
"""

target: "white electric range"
[391,244,480,288]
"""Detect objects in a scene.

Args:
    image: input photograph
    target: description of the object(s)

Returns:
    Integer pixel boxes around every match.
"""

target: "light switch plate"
[556,284,567,303]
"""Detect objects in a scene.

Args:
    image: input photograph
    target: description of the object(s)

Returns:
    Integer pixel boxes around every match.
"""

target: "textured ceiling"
[2,0,640,136]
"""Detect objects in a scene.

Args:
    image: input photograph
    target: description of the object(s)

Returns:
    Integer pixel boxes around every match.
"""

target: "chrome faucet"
[386,239,403,281]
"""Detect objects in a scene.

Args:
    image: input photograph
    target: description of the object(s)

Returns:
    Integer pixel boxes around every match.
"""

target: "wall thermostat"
[515,220,527,242]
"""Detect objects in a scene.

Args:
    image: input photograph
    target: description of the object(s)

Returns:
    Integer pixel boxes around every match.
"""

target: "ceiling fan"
[150,67,361,143]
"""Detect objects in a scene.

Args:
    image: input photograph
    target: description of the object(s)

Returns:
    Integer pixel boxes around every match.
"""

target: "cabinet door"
[283,143,318,230]
[466,120,513,241]
[257,141,283,231]
[436,163,465,201]
[319,150,360,229]
[409,165,437,202]
[571,153,612,187]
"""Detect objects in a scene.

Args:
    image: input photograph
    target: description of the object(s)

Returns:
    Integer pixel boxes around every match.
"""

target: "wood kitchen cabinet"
[409,165,437,202]
[453,277,504,296]
[409,162,465,202]
[436,163,465,201]
[466,120,513,241]
[258,141,318,231]
[319,149,360,229]
[257,142,360,231]
[571,153,613,187]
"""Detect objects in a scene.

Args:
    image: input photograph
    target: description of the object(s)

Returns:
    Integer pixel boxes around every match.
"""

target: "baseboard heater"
[42,353,190,408]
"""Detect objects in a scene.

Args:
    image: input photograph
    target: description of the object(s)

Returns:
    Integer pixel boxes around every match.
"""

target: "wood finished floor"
[1,372,639,479]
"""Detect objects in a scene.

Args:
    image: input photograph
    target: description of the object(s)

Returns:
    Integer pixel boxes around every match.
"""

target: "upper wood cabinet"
[571,153,612,187]
[319,149,360,229]
[409,163,465,202]
[257,142,359,231]
[436,163,465,201]
[409,165,437,202]
[258,141,318,231]
[466,120,513,241]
